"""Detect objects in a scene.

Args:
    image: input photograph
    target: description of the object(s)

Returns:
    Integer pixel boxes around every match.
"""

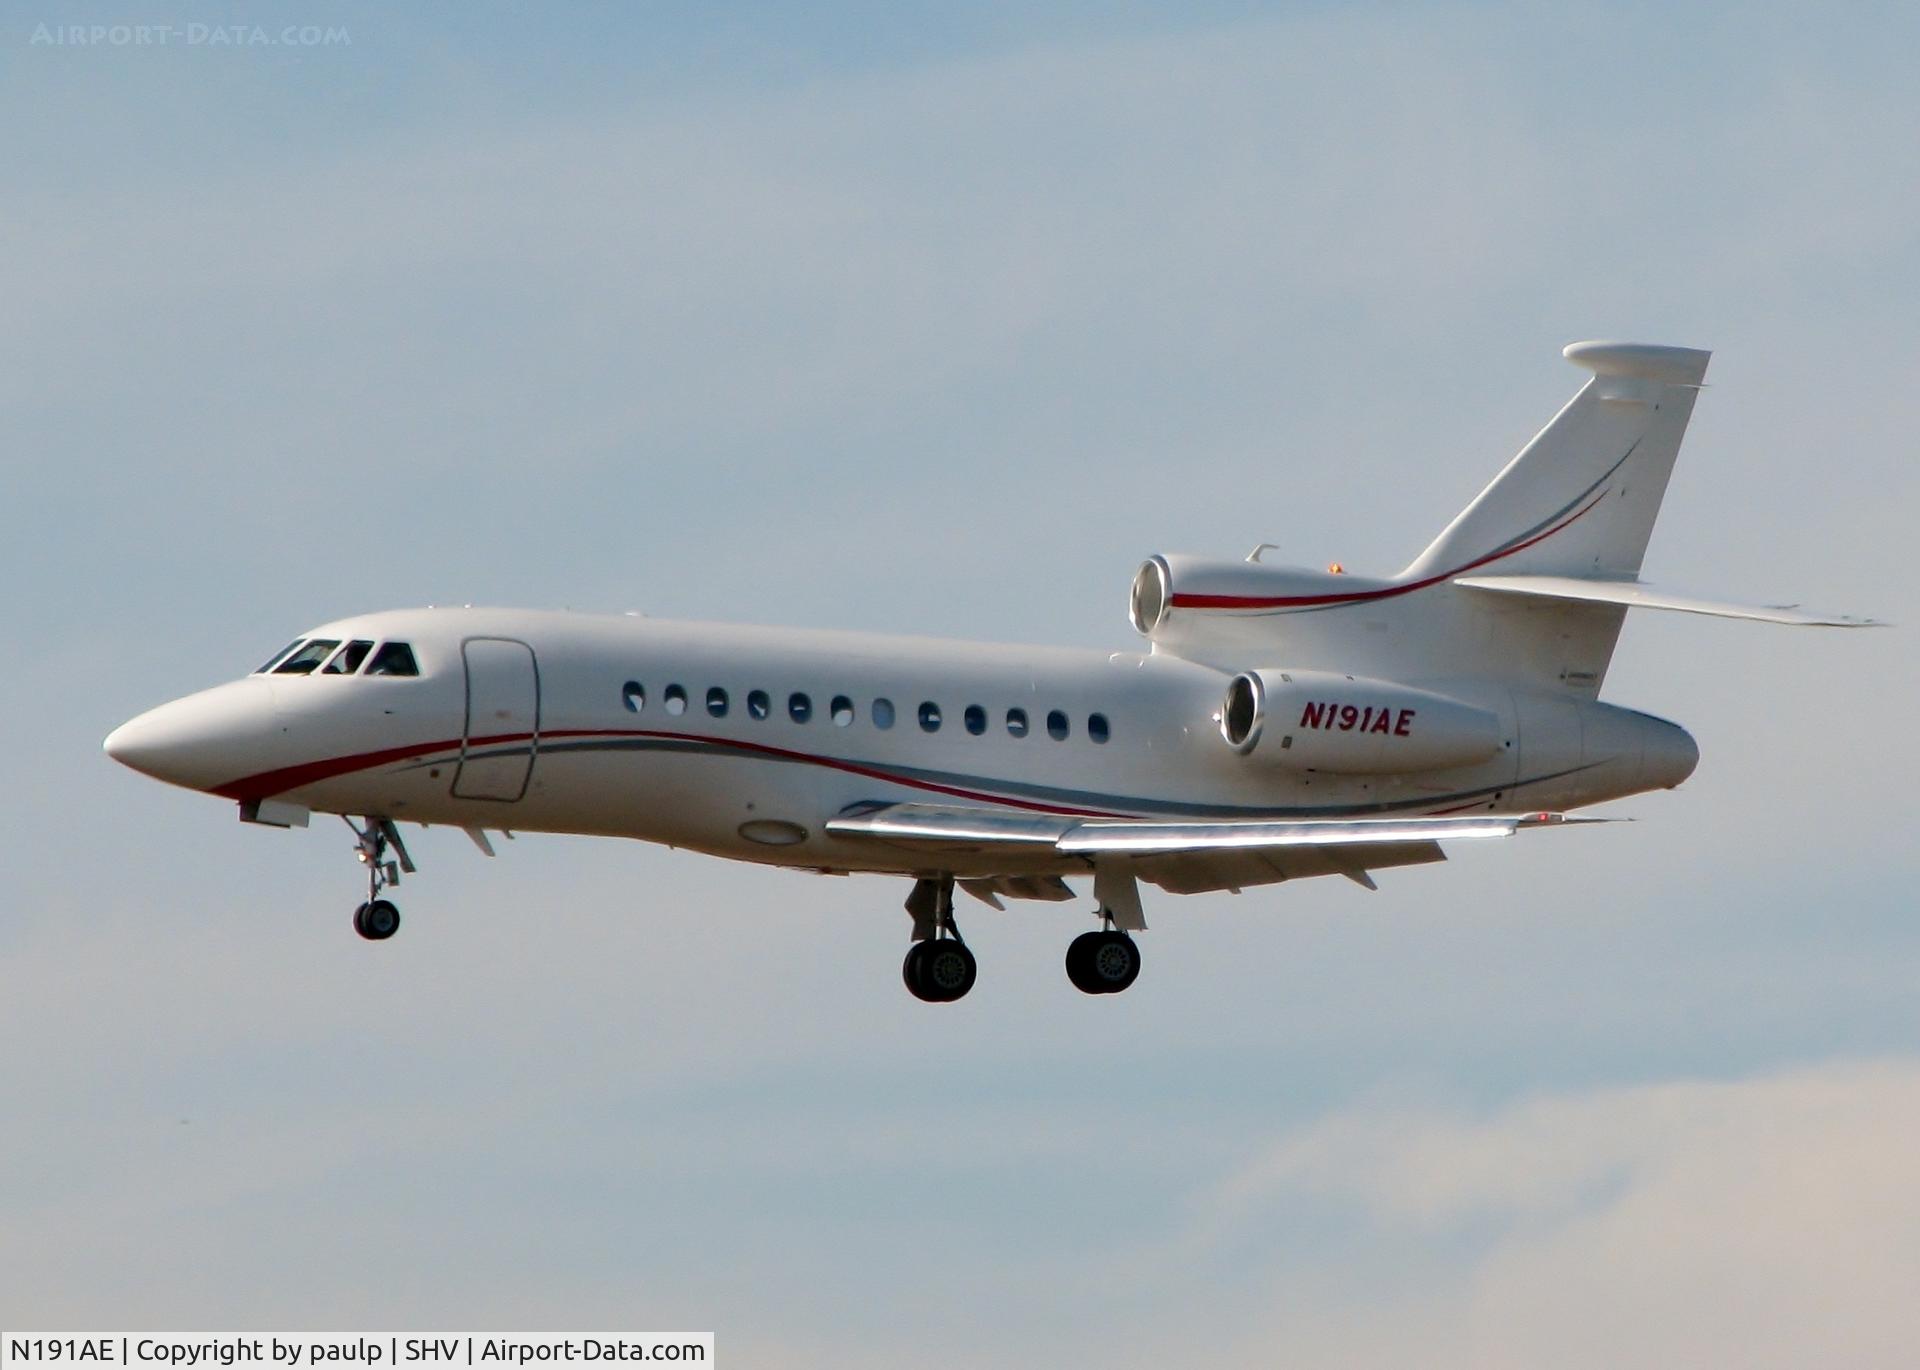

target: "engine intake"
[1129,557,1172,635]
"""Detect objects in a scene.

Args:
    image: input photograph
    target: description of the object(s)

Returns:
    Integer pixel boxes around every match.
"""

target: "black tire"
[1065,930,1105,994]
[919,940,977,1002]
[903,940,977,1002]
[903,942,931,998]
[1066,930,1139,994]
[358,898,401,941]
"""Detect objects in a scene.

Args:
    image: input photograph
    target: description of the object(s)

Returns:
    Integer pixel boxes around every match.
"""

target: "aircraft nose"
[105,680,277,792]
[1642,718,1700,790]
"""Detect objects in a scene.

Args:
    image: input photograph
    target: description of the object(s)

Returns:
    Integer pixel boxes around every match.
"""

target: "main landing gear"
[346,816,414,942]
[1065,924,1141,996]
[902,875,976,1003]
[898,874,1145,1001]
[1068,865,1145,995]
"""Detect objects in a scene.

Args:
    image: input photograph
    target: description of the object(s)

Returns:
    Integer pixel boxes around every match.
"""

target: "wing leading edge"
[825,803,1586,898]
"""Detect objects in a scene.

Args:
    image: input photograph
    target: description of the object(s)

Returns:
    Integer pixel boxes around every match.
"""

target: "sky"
[3,2,1918,1364]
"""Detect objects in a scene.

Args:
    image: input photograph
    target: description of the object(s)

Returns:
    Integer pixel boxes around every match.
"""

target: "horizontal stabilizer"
[1453,574,1883,627]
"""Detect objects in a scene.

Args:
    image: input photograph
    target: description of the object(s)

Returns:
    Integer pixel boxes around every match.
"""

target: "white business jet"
[105,342,1875,1001]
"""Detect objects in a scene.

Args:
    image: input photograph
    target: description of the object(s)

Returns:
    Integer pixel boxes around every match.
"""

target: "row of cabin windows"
[621,681,1110,744]
[255,638,420,677]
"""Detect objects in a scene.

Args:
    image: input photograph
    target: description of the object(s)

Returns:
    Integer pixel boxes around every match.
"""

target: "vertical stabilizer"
[1403,342,1710,583]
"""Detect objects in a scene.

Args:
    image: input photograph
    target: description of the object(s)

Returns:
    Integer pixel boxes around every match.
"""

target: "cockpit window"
[365,642,419,677]
[273,639,341,675]
[321,640,375,675]
[256,640,305,674]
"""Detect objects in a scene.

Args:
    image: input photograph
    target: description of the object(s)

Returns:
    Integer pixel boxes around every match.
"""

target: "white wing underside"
[825,803,1582,899]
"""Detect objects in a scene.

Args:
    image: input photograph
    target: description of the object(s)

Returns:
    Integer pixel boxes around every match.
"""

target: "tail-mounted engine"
[1219,669,1503,775]
[1130,553,1401,658]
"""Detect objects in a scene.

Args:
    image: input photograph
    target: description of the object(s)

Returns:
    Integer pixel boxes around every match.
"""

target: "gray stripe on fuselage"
[418,735,1596,820]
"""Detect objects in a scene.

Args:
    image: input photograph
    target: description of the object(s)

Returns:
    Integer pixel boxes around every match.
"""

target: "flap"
[1131,840,1447,895]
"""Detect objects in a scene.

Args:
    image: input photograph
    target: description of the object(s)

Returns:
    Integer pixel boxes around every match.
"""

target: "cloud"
[1187,1059,1920,1369]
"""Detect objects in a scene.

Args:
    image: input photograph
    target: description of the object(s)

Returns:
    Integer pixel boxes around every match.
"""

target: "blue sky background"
[4,3,1918,1364]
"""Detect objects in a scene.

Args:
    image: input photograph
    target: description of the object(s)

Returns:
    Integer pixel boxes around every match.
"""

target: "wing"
[824,802,1580,899]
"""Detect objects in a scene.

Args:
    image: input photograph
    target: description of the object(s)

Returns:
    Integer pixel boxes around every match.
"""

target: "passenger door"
[453,638,539,801]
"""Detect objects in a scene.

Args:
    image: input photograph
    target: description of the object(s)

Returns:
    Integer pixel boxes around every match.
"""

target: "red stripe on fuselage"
[1169,490,1610,612]
[211,737,469,802]
[213,728,1131,818]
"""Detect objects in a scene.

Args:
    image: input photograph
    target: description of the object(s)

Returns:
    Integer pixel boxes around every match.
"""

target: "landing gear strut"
[902,875,976,1003]
[346,816,413,942]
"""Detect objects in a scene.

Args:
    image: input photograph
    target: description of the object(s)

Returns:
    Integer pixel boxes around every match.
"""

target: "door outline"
[453,636,540,802]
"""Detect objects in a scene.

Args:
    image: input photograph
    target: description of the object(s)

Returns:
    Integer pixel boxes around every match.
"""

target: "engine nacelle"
[1220,669,1503,774]
[1130,553,1403,655]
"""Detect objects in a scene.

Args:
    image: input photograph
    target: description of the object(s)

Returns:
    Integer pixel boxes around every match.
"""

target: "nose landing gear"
[353,898,401,941]
[346,816,414,942]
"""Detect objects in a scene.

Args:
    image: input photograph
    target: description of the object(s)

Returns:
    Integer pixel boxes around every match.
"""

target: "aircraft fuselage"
[106,605,1697,881]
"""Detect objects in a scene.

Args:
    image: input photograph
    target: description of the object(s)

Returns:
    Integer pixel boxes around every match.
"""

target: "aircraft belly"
[429,743,1087,873]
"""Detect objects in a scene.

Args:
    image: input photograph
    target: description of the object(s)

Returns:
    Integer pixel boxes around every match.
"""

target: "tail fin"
[1403,341,1711,583]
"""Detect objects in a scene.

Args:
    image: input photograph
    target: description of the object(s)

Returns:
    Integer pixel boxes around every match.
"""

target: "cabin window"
[872,698,896,730]
[831,695,855,727]
[255,640,305,674]
[664,684,688,716]
[789,692,813,723]
[1088,712,1111,744]
[747,689,770,720]
[707,686,729,718]
[964,704,987,735]
[1007,707,1029,738]
[919,701,942,732]
[365,642,419,677]
[622,681,646,712]
[274,639,340,675]
[1047,709,1070,741]
[322,640,374,675]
